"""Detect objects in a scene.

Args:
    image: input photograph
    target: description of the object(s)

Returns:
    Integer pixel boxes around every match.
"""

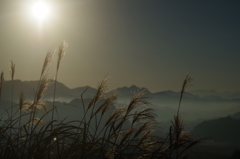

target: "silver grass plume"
[127,89,150,115]
[105,106,127,126]
[134,119,155,139]
[22,101,48,114]
[132,108,155,126]
[36,72,52,101]
[41,49,54,76]
[9,60,15,80]
[88,77,109,109]
[57,41,68,71]
[94,90,119,116]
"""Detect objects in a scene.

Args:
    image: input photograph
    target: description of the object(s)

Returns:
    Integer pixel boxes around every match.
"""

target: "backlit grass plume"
[9,60,15,81]
[57,41,68,71]
[36,72,52,102]
[41,49,54,76]
[21,101,48,114]
[88,77,109,110]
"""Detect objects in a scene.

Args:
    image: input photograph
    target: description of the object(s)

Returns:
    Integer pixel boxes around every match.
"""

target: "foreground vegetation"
[0,42,201,158]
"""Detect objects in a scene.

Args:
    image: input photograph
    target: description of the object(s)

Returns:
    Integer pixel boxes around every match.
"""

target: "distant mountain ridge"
[1,80,240,122]
[1,80,97,102]
[193,116,240,147]
[1,80,240,103]
[189,89,240,100]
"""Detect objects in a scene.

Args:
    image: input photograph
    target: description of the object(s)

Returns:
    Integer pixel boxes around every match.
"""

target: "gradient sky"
[0,0,240,92]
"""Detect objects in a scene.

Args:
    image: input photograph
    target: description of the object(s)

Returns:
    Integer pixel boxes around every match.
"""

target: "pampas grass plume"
[57,41,68,71]
[9,60,15,80]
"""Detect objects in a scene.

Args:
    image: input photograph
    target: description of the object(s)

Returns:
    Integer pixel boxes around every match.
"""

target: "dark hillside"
[193,116,240,146]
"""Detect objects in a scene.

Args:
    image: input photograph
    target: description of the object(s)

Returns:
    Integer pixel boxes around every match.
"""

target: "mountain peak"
[115,85,151,96]
[129,85,137,88]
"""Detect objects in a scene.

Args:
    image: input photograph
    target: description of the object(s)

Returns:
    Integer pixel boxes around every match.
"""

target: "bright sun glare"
[30,1,51,23]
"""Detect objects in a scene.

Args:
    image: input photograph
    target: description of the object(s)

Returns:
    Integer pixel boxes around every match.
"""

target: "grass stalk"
[9,61,15,119]
[52,41,68,124]
[0,71,4,107]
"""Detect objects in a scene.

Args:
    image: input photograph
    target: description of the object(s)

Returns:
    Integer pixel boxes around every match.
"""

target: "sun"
[30,0,52,23]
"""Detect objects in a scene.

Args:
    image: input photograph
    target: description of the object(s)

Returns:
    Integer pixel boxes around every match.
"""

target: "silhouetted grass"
[0,42,201,159]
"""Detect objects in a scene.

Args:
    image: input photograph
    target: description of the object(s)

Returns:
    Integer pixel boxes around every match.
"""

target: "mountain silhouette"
[1,80,240,122]
[193,116,240,146]
[190,90,240,100]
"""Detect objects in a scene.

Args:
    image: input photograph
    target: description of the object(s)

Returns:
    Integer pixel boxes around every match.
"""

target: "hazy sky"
[0,0,240,92]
